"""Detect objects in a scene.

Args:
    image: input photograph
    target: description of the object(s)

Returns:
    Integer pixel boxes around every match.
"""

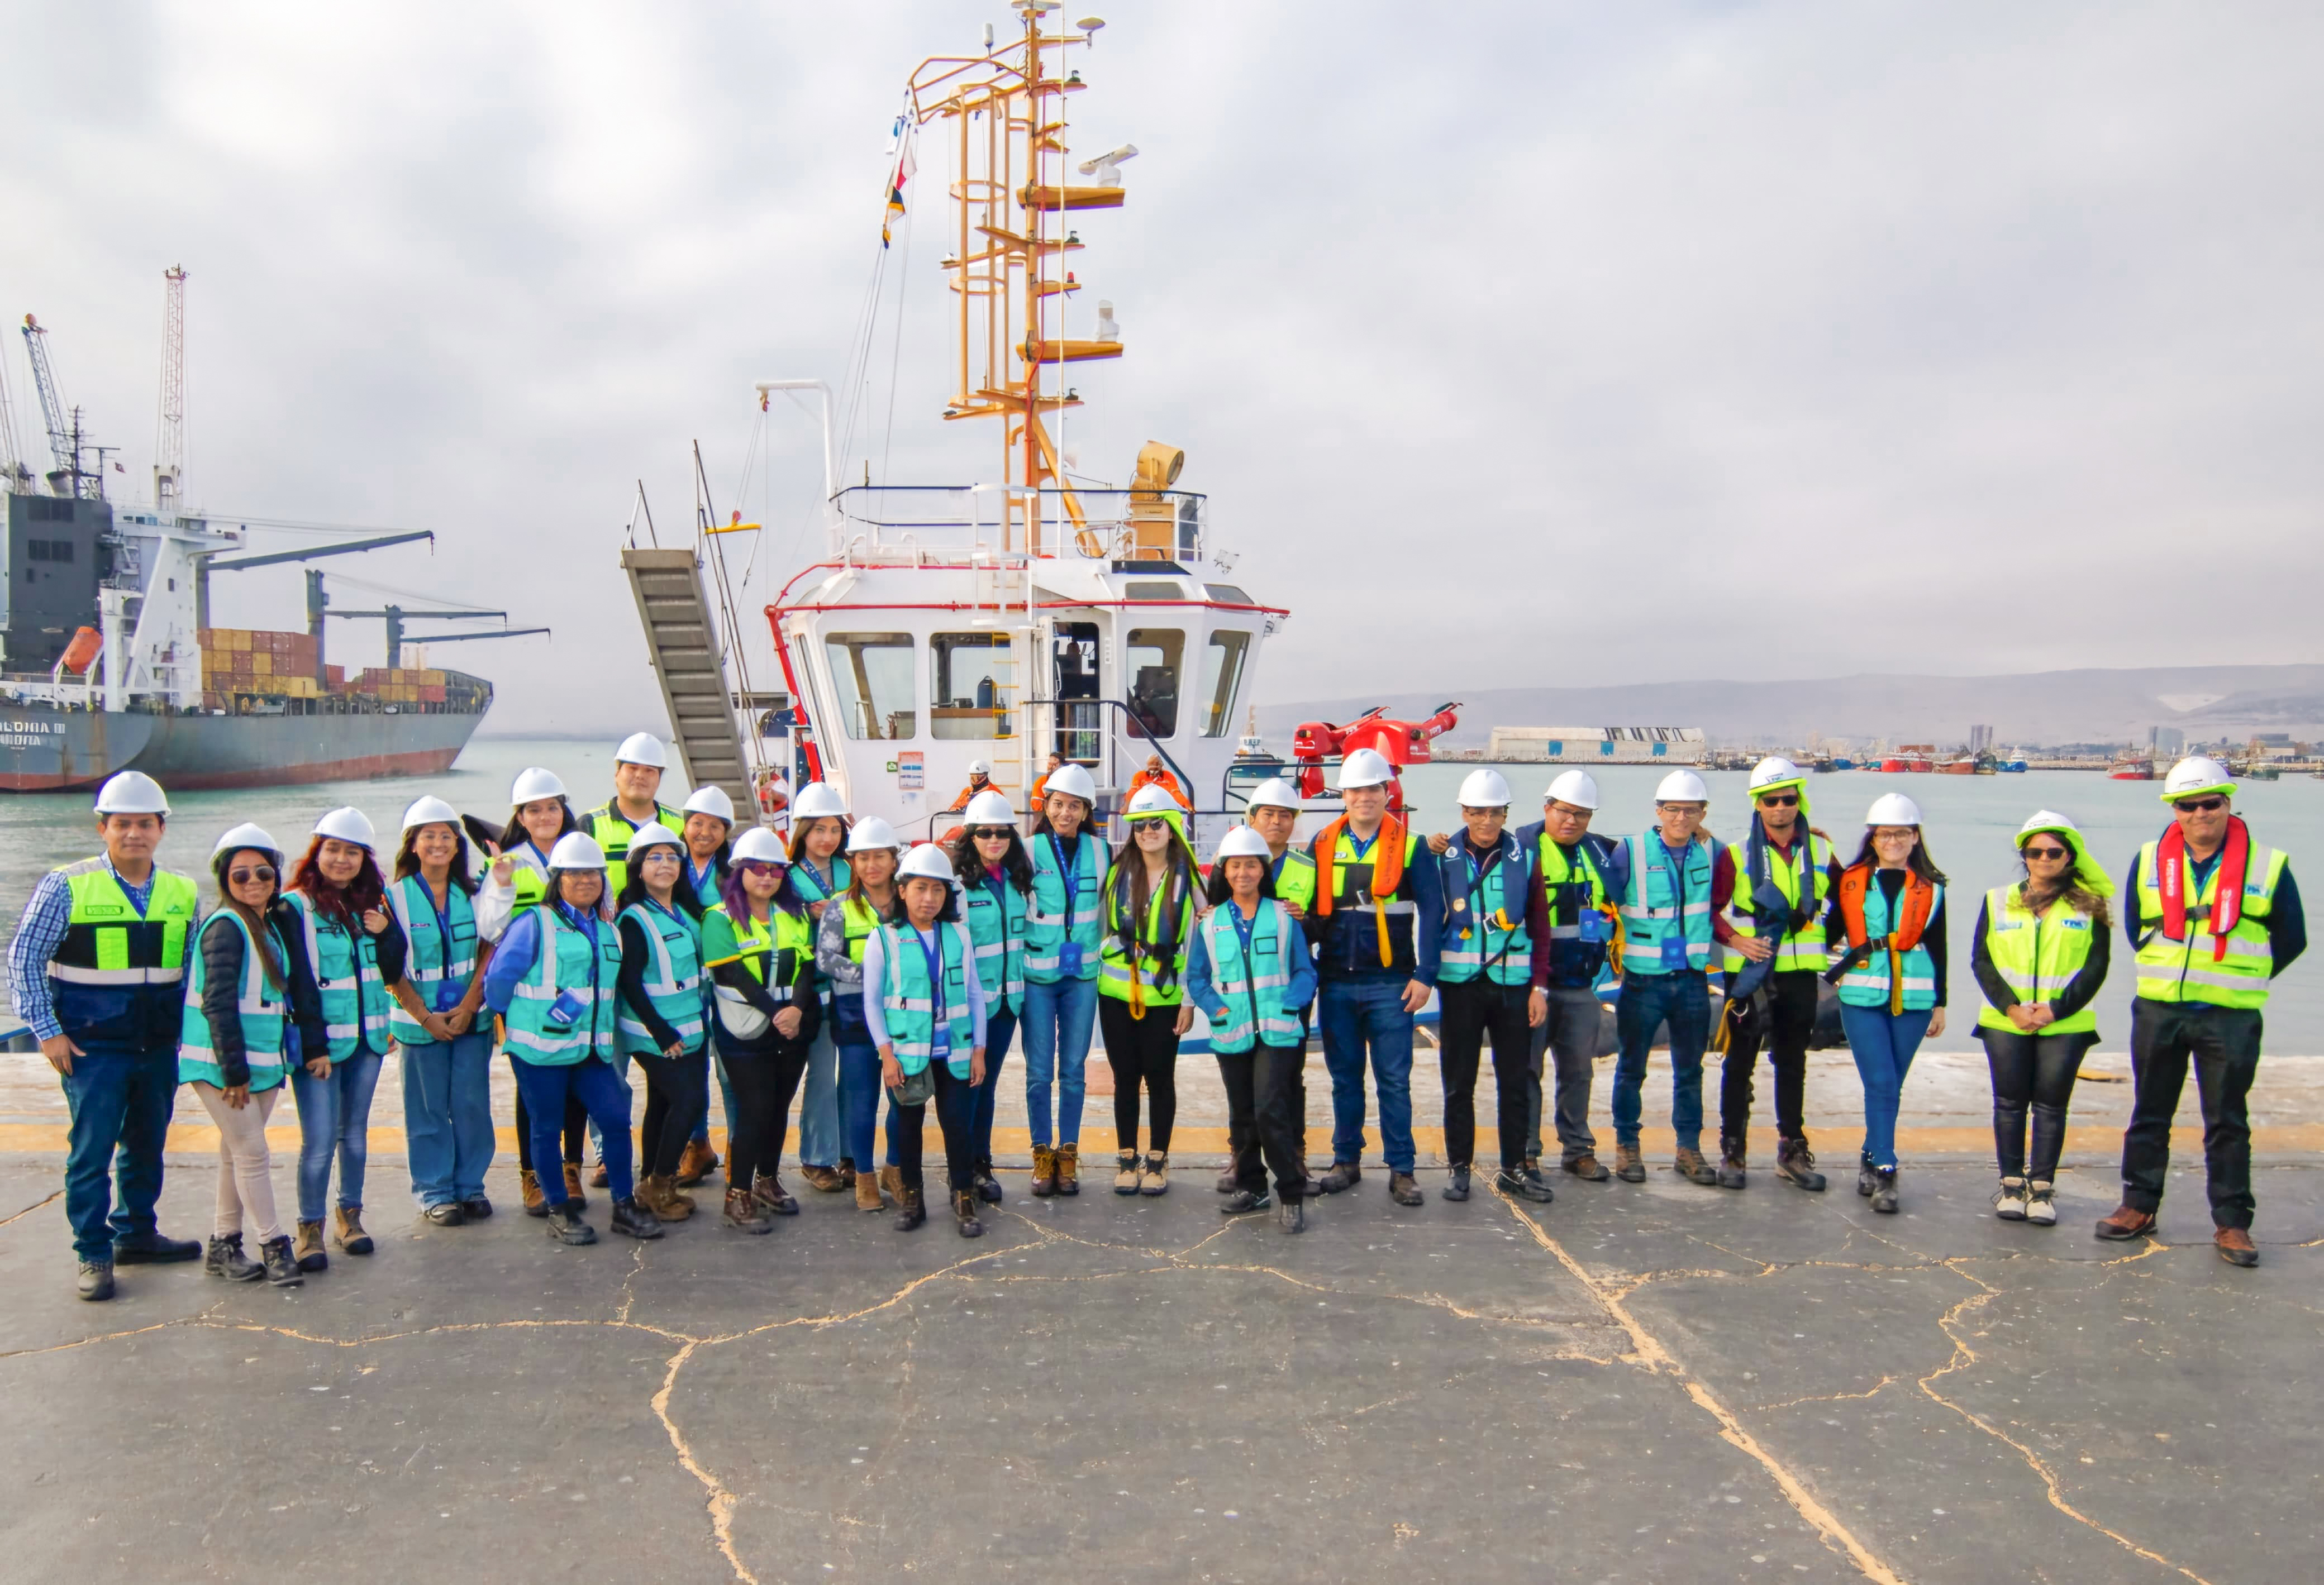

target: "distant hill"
[1256,664,2324,751]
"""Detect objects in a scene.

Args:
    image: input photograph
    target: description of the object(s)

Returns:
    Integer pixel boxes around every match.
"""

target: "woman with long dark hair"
[1023,762,1104,1196]
[949,791,1032,1204]
[703,826,820,1231]
[1098,785,1201,1196]
[387,796,495,1227]
[674,784,737,1188]
[1826,794,1947,1214]
[180,823,328,1286]
[869,844,986,1235]
[475,766,588,1214]
[282,807,407,1271]
[1971,811,2113,1227]
[615,824,709,1221]
[783,783,853,1197]
[818,817,904,1214]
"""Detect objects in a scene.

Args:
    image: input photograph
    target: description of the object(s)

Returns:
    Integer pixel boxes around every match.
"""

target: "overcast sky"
[5,2,2318,734]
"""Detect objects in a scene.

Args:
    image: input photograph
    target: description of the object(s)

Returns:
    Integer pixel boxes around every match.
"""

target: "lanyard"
[1047,833,1084,916]
[914,926,947,1023]
[418,878,458,976]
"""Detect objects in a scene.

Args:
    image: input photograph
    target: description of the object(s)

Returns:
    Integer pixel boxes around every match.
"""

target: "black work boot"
[1774,1138,1827,1192]
[1857,1159,1880,1197]
[112,1229,200,1264]
[892,1186,926,1232]
[610,1197,665,1240]
[1495,1166,1554,1204]
[1440,1164,1471,1201]
[260,1236,304,1287]
[206,1233,264,1282]
[954,1188,984,1239]
[76,1258,115,1301]
[545,1204,597,1245]
[973,1159,1004,1204]
[1870,1168,1900,1214]
[1221,1186,1272,1215]
[1716,1139,1748,1190]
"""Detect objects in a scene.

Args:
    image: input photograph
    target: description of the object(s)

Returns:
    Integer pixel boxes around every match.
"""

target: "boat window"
[1122,581,1185,601]
[929,632,1011,741]
[1124,627,1182,740]
[1203,584,1251,606]
[823,632,916,739]
[1197,631,1250,738]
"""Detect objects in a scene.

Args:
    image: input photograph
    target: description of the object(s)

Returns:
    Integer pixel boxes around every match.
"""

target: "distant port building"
[1485,726,1706,763]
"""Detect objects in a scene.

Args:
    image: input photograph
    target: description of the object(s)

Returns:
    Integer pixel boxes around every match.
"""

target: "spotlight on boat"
[1077,144,1139,185]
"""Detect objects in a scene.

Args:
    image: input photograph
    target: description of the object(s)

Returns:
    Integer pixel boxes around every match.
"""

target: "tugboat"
[2109,755,2156,781]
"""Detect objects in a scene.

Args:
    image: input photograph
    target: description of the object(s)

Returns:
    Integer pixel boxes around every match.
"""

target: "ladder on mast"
[620,546,754,815]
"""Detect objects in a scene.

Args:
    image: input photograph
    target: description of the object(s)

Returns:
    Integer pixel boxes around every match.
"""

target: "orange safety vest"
[1835,862,1936,1015]
[1127,768,1189,808]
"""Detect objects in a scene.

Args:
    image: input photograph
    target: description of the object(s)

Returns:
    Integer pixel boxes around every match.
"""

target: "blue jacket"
[1513,821,1628,990]
[1303,825,1446,985]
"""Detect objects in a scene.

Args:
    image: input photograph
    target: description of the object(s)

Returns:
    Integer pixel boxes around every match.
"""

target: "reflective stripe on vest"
[1834,876,1942,1013]
[1323,830,1422,973]
[1201,899,1303,1054]
[49,860,197,985]
[879,920,974,1074]
[964,875,1029,1010]
[789,855,851,905]
[385,874,479,1045]
[587,804,685,896]
[1098,865,1197,1007]
[616,901,706,1055]
[1975,885,2100,1035]
[1721,832,1831,975]
[1618,833,1716,973]
[706,903,811,1002]
[1437,835,1532,986]
[502,909,623,1063]
[1537,836,1609,942]
[2131,839,2285,1009]
[178,910,290,1088]
[1026,832,1106,980]
[288,891,389,1061]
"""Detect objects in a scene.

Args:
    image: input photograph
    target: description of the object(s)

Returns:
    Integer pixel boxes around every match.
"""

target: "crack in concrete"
[0,1188,63,1229]
[1743,1374,1899,1414]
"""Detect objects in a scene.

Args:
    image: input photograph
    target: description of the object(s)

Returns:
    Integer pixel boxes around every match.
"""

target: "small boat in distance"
[2110,756,2155,781]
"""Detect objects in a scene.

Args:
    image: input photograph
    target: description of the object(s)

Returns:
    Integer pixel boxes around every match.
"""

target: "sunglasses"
[2174,796,2227,814]
[2021,844,2070,861]
[971,827,1014,842]
[227,866,277,885]
[738,860,783,876]
[1756,792,1799,808]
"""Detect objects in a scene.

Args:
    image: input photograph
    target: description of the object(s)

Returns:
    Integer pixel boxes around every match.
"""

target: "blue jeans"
[1839,1002,1931,1171]
[58,1042,177,1261]
[512,1055,635,1205]
[587,1052,636,1164]
[690,1048,740,1149]
[1611,970,1711,1151]
[1318,977,1417,1173]
[797,1026,841,1168]
[973,1006,1018,1168]
[1020,975,1098,1148]
[837,1037,883,1171]
[292,1045,386,1222]
[401,1033,496,1206]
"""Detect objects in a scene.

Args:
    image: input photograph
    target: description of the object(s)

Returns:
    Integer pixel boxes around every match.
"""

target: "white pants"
[191,1081,285,1244]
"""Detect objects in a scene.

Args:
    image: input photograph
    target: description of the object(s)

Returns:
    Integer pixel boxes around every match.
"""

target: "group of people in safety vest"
[11,733,2303,1300]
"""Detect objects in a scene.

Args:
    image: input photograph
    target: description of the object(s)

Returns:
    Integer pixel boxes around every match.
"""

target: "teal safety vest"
[178,910,290,1090]
[879,920,975,1076]
[1437,833,1533,986]
[616,900,706,1057]
[1027,830,1105,982]
[1618,832,1717,975]
[963,872,1030,1015]
[285,890,390,1061]
[789,854,851,906]
[385,873,479,1046]
[1199,898,1304,1054]
[1834,872,1942,1013]
[501,907,623,1066]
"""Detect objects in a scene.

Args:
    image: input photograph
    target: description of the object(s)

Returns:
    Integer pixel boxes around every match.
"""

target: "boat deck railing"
[830,484,1207,566]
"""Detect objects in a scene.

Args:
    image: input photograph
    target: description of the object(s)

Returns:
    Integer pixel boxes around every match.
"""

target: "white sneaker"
[1992,1176,2028,1220]
[2024,1181,2056,1226]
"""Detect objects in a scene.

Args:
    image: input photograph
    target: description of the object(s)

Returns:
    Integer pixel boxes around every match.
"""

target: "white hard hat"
[1126,784,1182,818]
[2017,809,2082,846]
[93,770,169,815]
[1458,768,1512,809]
[898,843,956,883]
[730,826,788,865]
[846,815,904,853]
[1247,777,1302,812]
[963,789,1016,826]
[1215,825,1273,861]
[1545,770,1599,811]
[682,784,736,824]
[1655,769,1710,804]
[312,806,378,851]
[547,832,607,870]
[1864,792,1923,828]
[212,822,281,858]
[614,732,668,769]
[511,766,567,804]
[2161,756,2236,803]
[791,781,849,820]
[625,823,684,857]
[967,758,992,776]
[401,795,460,832]
[1336,747,1395,790]
[1749,756,1806,793]
[1043,763,1097,804]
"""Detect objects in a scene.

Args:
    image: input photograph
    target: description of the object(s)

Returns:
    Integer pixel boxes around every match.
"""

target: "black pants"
[511,1053,585,1172]
[1978,1027,2096,1181]
[1099,995,1180,1154]
[892,1061,979,1194]
[635,1046,710,1180]
[2122,1000,2264,1230]
[1719,968,1818,1147]
[1439,979,1534,1169]
[1218,1042,1307,1197]
[719,1031,810,1189]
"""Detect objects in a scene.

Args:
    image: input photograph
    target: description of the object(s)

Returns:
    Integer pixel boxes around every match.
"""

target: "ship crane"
[323,604,550,670]
[20,313,94,499]
[0,331,34,493]
[153,266,187,512]
[1290,701,1464,810]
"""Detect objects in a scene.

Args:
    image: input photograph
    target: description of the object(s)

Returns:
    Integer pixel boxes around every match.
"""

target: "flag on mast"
[882,116,916,249]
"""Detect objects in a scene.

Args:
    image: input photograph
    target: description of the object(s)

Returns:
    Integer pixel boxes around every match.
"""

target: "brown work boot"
[892,1186,926,1232]
[1030,1144,1059,1197]
[723,1186,770,1234]
[1056,1143,1081,1196]
[639,1174,693,1221]
[1673,1147,1721,1186]
[2214,1227,2259,1267]
[753,1172,799,1216]
[293,1219,329,1273]
[1140,1153,1170,1196]
[588,1160,610,1189]
[563,1163,588,1209]
[1114,1151,1143,1195]
[877,1163,903,1205]
[799,1164,847,1193]
[854,1167,885,1212]
[954,1188,984,1239]
[1613,1144,1646,1182]
[675,1137,718,1187]
[332,1205,374,1255]
[520,1168,547,1217]
[1565,1152,1611,1182]
[2094,1204,2158,1242]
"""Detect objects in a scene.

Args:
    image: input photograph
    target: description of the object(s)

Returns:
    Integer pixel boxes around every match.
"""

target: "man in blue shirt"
[1516,771,1628,1184]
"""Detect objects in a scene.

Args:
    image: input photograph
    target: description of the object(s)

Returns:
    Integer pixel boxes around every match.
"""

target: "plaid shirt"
[9,860,167,1042]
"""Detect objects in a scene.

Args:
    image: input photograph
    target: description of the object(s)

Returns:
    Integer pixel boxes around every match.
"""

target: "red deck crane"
[1290,700,1463,810]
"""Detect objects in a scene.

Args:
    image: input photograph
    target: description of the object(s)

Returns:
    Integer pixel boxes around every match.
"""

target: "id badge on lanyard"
[1052,835,1085,975]
[920,929,950,1061]
[430,894,466,1011]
